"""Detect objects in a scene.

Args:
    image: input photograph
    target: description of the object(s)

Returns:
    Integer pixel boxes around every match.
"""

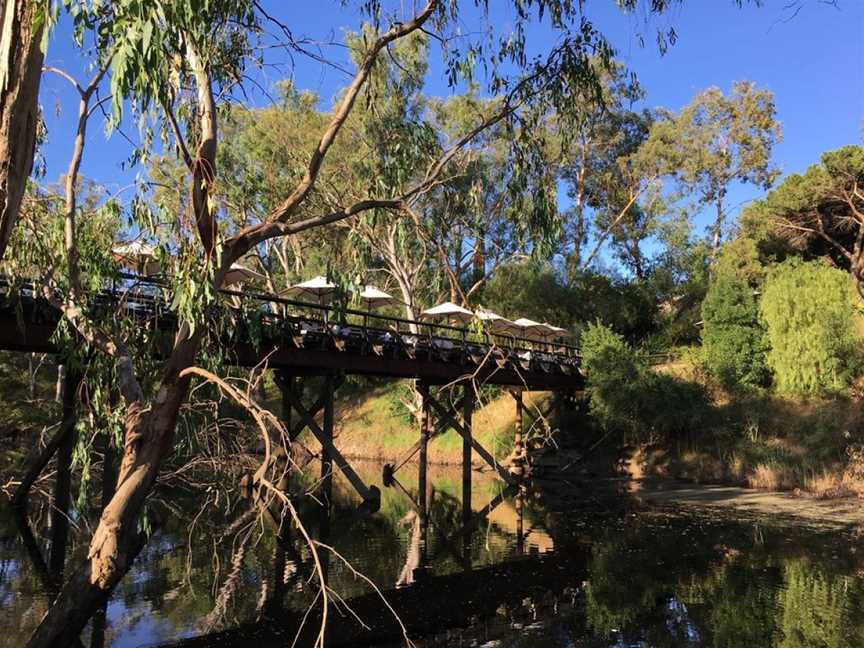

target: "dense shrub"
[580,322,711,441]
[760,260,861,396]
[701,273,769,389]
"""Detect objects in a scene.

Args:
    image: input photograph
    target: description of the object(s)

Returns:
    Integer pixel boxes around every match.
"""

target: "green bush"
[760,260,861,396]
[581,322,711,441]
[701,273,769,389]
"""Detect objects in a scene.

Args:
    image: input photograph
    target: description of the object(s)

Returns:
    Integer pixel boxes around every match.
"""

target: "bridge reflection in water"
[163,459,571,648]
[7,459,864,647]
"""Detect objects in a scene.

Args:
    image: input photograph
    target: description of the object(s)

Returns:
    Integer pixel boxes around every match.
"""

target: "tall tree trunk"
[471,226,485,301]
[48,368,81,580]
[55,364,65,403]
[27,352,35,398]
[0,0,46,263]
[25,334,198,648]
[711,197,725,255]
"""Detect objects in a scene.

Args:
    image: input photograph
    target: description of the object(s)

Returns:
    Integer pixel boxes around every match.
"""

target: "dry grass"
[803,471,852,499]
[322,384,553,464]
[746,463,797,491]
[630,350,864,498]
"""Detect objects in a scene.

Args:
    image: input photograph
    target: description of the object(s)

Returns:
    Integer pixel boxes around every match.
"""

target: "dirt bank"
[635,479,864,529]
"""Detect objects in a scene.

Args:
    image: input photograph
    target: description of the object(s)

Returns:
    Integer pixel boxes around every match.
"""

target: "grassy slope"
[320,382,552,464]
[629,357,864,497]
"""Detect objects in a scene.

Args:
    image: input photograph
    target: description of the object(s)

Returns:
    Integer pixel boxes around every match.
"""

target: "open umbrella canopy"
[475,308,519,335]
[540,322,568,339]
[421,301,474,324]
[223,263,266,287]
[511,317,548,340]
[283,276,337,304]
[353,286,397,310]
[112,241,160,276]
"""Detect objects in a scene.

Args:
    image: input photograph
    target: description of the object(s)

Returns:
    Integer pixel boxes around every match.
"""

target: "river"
[2,460,863,647]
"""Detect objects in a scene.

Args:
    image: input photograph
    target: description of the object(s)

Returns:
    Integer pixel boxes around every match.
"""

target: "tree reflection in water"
[1,461,863,647]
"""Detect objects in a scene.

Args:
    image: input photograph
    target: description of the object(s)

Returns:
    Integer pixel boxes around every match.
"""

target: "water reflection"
[1,460,863,647]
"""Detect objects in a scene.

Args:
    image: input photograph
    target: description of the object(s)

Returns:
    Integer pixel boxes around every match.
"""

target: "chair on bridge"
[295,320,327,349]
[399,333,421,360]
[431,336,457,361]
[464,342,488,366]
[329,324,365,352]
[366,329,393,356]
[514,349,533,372]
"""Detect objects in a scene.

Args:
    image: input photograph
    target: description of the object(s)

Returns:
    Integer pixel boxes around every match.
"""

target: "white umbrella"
[354,286,397,311]
[511,317,548,340]
[223,263,266,287]
[540,322,568,340]
[475,309,520,335]
[421,301,474,324]
[112,241,160,276]
[283,275,337,304]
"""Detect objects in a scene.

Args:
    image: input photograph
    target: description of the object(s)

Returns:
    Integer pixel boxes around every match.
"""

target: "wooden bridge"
[0,275,583,389]
[0,275,584,513]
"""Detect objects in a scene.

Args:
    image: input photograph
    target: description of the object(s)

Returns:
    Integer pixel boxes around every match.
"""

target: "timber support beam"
[510,388,527,478]
[384,380,517,489]
[276,370,381,513]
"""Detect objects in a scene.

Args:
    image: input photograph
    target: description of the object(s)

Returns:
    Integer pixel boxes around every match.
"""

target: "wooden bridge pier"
[511,388,527,478]
[383,379,516,489]
[49,368,82,580]
[275,369,381,513]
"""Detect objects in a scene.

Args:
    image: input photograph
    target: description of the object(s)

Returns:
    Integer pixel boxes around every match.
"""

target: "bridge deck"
[0,278,584,390]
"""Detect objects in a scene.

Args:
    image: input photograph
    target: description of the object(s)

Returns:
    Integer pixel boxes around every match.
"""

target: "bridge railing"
[0,273,581,366]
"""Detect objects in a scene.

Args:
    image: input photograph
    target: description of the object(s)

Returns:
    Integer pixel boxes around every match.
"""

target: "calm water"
[2,460,863,647]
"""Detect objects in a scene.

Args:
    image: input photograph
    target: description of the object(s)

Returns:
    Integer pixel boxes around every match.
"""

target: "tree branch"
[226,1,439,259]
[582,179,654,270]
[185,36,218,257]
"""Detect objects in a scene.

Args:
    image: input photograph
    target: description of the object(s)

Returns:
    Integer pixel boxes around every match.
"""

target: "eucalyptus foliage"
[760,259,860,396]
[634,81,781,250]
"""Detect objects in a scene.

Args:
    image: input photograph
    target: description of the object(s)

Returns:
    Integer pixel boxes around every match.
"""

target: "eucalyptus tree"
[557,60,656,278]
[11,1,759,645]
[340,27,439,321]
[0,0,49,264]
[636,81,782,254]
[421,90,552,305]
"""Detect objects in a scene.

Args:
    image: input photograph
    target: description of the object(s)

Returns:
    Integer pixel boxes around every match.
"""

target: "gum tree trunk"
[25,336,198,648]
[0,0,46,263]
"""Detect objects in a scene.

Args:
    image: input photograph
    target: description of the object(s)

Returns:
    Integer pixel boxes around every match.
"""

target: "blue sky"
[37,0,862,246]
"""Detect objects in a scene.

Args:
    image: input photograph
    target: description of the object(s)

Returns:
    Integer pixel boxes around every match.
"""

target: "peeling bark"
[0,0,46,263]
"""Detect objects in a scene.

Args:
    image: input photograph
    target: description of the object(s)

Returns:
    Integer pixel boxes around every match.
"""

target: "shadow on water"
[2,458,864,647]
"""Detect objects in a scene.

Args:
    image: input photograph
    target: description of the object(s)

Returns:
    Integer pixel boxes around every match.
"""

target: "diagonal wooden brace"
[282,387,381,511]
[426,393,516,485]
[390,475,470,570]
[383,395,465,483]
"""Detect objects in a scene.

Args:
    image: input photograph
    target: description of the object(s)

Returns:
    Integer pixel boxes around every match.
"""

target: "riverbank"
[633,479,864,529]
[297,369,864,503]
[618,359,864,500]
[325,383,553,464]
